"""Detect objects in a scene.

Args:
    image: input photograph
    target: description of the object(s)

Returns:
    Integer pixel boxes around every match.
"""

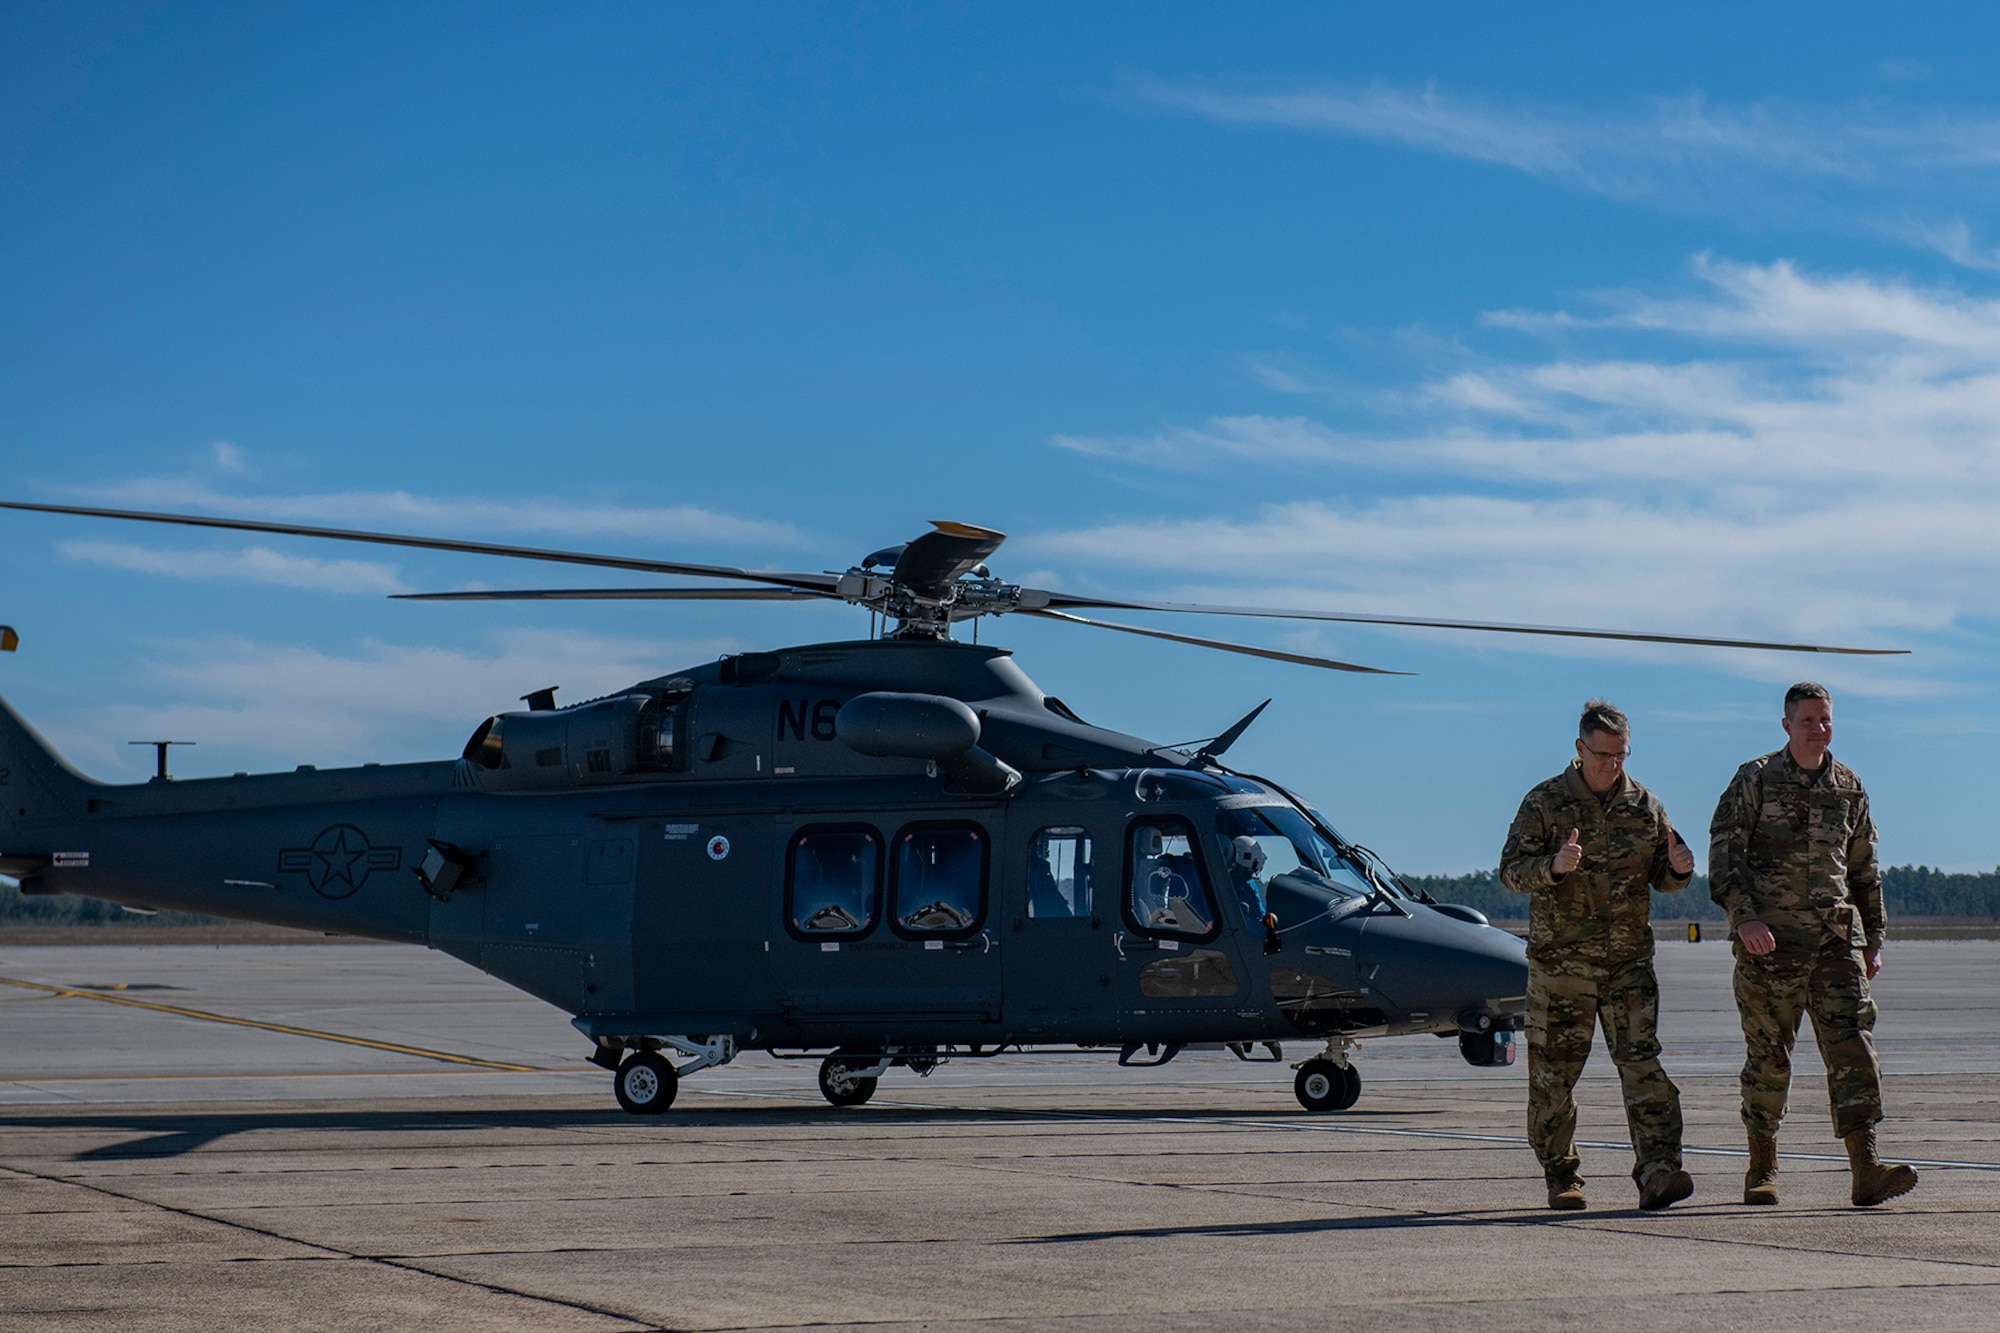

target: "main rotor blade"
[892,521,1006,599]
[1022,608,1411,675]
[393,586,833,602]
[1035,592,1906,656]
[0,501,842,594]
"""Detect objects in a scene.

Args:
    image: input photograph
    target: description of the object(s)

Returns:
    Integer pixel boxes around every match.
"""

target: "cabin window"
[1029,827,1093,919]
[1125,818,1218,941]
[787,827,880,938]
[891,824,987,937]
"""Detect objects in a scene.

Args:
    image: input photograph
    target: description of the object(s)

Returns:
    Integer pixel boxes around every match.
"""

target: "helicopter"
[0,501,1903,1114]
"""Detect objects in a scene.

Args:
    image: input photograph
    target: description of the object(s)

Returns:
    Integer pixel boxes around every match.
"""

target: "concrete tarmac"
[1,938,1994,1331]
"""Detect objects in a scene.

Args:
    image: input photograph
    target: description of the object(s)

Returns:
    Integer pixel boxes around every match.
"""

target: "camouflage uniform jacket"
[1708,747,1883,950]
[1500,762,1691,972]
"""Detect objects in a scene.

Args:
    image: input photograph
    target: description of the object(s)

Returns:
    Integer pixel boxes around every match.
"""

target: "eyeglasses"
[1581,743,1631,763]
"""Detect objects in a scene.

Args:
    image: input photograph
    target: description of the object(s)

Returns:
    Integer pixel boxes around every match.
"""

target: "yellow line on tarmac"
[6,1068,584,1084]
[0,975,541,1072]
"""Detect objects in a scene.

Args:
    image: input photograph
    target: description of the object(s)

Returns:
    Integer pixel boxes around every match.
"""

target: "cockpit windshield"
[1215,803,1378,898]
[1305,806,1410,899]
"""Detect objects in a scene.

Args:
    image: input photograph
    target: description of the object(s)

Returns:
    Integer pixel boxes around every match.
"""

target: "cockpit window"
[892,825,987,937]
[1030,827,1092,920]
[1125,818,1218,940]
[787,827,880,937]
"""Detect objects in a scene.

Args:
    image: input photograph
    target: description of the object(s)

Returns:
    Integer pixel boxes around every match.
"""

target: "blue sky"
[5,3,1998,874]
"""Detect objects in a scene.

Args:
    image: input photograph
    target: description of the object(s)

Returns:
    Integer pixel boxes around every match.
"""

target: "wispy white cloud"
[1127,77,2000,260]
[1899,217,2000,273]
[58,540,413,595]
[1034,258,2000,682]
[42,473,805,550]
[1135,77,2000,180]
[41,628,743,776]
[1244,357,1333,395]
[1052,414,1353,469]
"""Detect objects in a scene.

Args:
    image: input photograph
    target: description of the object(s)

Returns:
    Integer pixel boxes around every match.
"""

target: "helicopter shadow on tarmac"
[3,1100,1454,1162]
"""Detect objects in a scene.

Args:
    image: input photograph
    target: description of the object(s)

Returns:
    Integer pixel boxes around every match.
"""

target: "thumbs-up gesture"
[1552,827,1583,876]
[1667,829,1695,876]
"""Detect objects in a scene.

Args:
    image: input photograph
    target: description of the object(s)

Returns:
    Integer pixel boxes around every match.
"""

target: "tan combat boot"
[1844,1126,1918,1207]
[1547,1176,1586,1210]
[1743,1136,1779,1205]
[1638,1166,1694,1211]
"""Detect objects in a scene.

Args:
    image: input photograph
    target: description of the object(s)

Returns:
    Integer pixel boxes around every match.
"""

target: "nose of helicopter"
[1356,905,1528,1020]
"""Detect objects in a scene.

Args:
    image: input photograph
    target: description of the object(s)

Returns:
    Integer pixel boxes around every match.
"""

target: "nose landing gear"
[1293,1058,1361,1112]
[1293,1035,1362,1112]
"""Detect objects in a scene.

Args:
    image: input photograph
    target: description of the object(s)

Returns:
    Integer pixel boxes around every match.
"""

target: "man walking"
[1710,682,1918,1207]
[1501,700,1696,1211]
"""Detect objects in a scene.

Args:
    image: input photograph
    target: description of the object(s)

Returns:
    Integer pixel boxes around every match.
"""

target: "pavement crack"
[0,1159,673,1330]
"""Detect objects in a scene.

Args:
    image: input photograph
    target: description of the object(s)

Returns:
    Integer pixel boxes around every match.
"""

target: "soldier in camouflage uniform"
[1710,682,1918,1208]
[1501,700,1696,1211]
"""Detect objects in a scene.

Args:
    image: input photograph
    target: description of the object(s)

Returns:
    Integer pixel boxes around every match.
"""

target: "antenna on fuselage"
[1195,699,1271,766]
[129,739,195,781]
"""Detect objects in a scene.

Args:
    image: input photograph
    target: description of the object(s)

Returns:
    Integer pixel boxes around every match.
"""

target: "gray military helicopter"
[0,502,1901,1114]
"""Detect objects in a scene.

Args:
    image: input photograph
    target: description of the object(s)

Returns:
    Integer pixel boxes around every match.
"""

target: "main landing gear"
[818,1054,880,1107]
[600,1035,737,1115]
[814,1047,944,1107]
[614,1051,678,1114]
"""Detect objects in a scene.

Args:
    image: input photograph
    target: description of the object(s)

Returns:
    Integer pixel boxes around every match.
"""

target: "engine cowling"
[461,693,682,788]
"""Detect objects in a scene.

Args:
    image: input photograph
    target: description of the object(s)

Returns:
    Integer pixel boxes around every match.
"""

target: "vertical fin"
[0,693,99,829]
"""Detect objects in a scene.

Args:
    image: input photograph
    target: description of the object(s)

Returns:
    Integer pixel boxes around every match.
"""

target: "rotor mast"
[832,520,1036,641]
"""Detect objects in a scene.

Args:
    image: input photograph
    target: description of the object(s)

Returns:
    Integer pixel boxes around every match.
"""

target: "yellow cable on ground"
[0,974,542,1072]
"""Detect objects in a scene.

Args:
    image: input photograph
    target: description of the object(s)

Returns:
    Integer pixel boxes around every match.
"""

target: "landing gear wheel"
[614,1051,678,1115]
[818,1055,879,1107]
[1458,1030,1514,1067]
[1332,1063,1362,1110]
[1294,1058,1359,1113]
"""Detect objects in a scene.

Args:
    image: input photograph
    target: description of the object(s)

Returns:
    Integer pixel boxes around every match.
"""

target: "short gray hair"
[1784,681,1831,716]
[1578,698,1628,740]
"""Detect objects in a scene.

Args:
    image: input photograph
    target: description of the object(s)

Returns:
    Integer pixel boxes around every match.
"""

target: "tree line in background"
[1399,866,2000,922]
[7,865,2000,928]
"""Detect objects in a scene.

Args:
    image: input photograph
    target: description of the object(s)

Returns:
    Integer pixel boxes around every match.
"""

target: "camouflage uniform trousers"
[1732,935,1883,1139]
[1526,958,1684,1188]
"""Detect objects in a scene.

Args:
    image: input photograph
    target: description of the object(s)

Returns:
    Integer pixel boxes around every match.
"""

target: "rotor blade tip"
[930,520,1005,540]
